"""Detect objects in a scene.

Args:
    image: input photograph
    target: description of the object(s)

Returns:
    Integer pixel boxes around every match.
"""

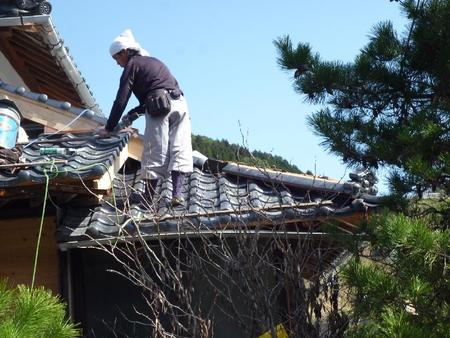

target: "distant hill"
[192,135,304,174]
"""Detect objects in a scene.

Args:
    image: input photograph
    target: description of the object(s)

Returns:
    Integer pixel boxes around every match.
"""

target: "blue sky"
[52,1,407,188]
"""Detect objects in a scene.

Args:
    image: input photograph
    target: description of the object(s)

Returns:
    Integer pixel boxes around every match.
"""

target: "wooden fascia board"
[0,88,100,130]
[93,143,130,190]
[0,180,109,199]
[128,133,143,161]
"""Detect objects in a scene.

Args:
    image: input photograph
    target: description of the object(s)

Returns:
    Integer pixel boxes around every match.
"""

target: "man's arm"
[105,60,135,131]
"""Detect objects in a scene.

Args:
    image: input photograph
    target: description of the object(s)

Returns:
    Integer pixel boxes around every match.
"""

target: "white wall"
[0,51,28,88]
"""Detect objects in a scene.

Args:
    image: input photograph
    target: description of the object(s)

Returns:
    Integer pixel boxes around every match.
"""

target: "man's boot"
[171,171,185,206]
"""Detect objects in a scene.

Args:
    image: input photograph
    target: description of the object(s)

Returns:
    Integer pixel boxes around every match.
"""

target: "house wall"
[0,51,28,88]
[69,239,294,338]
[0,216,59,294]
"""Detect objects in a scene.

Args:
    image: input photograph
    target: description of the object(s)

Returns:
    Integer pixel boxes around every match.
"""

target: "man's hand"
[120,114,132,128]
[96,127,112,138]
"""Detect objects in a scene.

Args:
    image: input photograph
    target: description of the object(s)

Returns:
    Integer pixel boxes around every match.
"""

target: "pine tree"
[275,1,449,336]
[274,0,449,197]
[0,280,79,338]
[341,210,450,337]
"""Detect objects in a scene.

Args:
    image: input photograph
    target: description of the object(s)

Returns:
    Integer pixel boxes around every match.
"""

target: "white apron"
[141,95,193,179]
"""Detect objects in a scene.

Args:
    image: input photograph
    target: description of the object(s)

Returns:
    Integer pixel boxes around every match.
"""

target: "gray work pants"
[141,95,193,179]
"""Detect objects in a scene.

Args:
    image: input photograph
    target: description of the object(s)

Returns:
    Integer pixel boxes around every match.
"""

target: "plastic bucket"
[0,100,22,149]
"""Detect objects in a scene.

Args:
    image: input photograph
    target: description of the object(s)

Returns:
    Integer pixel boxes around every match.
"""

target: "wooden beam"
[10,48,80,103]
[128,133,143,161]
[49,183,108,195]
[11,39,52,62]
[24,60,69,83]
[13,28,46,47]
[0,87,100,131]
[0,28,13,38]
[93,143,129,190]
[0,175,96,192]
[15,54,53,72]
[36,80,80,104]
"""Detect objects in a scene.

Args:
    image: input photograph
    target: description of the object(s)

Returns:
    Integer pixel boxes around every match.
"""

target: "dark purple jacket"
[105,55,181,131]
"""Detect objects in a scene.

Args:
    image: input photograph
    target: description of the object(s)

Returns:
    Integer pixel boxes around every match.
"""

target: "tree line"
[192,134,304,174]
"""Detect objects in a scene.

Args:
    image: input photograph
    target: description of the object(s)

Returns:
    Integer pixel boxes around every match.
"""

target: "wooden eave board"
[0,26,83,106]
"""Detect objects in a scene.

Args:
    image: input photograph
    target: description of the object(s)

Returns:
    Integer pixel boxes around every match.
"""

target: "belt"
[148,88,182,100]
[167,88,182,99]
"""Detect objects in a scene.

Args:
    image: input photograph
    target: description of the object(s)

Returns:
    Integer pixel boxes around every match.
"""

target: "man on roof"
[98,29,193,207]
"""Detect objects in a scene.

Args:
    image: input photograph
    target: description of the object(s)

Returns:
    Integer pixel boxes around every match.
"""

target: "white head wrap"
[109,29,150,57]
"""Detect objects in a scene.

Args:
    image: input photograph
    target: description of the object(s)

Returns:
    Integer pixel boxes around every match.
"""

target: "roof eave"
[0,15,102,115]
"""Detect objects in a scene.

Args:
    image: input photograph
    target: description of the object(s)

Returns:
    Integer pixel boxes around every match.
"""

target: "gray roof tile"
[58,165,377,245]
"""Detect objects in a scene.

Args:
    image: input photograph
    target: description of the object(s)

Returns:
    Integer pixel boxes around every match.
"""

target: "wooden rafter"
[0,27,85,108]
[14,46,58,69]
[0,28,42,92]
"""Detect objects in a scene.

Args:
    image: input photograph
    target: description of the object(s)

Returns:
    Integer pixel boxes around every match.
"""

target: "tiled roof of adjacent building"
[0,129,379,248]
[57,155,378,248]
[0,117,380,258]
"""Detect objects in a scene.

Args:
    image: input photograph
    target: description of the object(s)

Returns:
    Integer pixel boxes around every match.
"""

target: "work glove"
[116,106,143,130]
[96,127,111,138]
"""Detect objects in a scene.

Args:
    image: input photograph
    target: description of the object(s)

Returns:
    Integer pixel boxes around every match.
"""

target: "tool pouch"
[146,89,171,117]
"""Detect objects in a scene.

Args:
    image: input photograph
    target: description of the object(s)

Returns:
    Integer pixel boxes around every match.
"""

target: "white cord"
[23,109,91,149]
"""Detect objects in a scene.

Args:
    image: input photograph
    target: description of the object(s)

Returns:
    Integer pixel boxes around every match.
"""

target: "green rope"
[31,162,56,288]
[31,161,120,287]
